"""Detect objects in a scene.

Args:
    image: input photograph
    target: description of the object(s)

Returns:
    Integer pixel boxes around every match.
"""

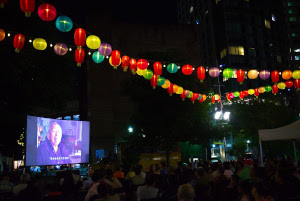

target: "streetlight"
[214,111,230,121]
[246,140,251,153]
[128,127,133,133]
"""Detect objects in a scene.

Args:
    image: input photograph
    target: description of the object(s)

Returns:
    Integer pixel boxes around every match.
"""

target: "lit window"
[294,49,300,52]
[196,19,199,24]
[220,48,227,59]
[296,56,300,60]
[277,56,282,63]
[288,2,293,6]
[265,20,271,29]
[289,10,294,14]
[190,6,193,13]
[272,14,276,22]
[292,33,297,37]
[290,17,296,22]
[228,46,244,56]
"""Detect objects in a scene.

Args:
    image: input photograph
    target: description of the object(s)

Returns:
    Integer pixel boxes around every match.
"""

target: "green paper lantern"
[92,51,104,63]
[157,77,165,86]
[143,69,153,80]
[188,92,193,98]
[223,68,233,78]
[167,63,178,73]
[234,91,239,97]
[265,85,272,92]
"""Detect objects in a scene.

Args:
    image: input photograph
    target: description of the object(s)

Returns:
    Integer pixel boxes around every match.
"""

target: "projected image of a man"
[37,122,71,165]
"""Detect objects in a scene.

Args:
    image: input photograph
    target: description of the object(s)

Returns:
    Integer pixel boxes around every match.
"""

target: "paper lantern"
[180,90,186,101]
[143,69,153,80]
[0,29,5,41]
[248,89,255,95]
[211,95,215,104]
[229,92,235,98]
[215,94,220,102]
[98,43,112,56]
[272,85,278,95]
[92,51,104,63]
[109,56,121,69]
[121,56,130,72]
[258,87,265,93]
[239,91,244,100]
[191,93,199,103]
[176,87,183,95]
[38,3,56,21]
[86,35,101,50]
[234,91,240,97]
[282,70,292,80]
[209,67,220,77]
[137,59,148,70]
[167,63,178,73]
[184,90,191,98]
[167,83,173,96]
[188,92,193,98]
[294,79,300,90]
[243,90,249,96]
[172,84,179,93]
[150,74,158,89]
[197,66,205,82]
[13,34,25,53]
[33,38,47,50]
[285,81,293,88]
[277,82,286,90]
[0,0,8,8]
[75,48,85,67]
[162,79,170,89]
[254,88,259,97]
[20,0,35,17]
[259,70,270,80]
[157,77,165,86]
[271,71,279,83]
[265,86,272,92]
[198,94,202,101]
[56,16,73,32]
[202,95,207,101]
[248,69,258,79]
[153,62,162,76]
[129,59,137,74]
[137,68,146,76]
[226,93,231,101]
[74,28,86,49]
[237,69,245,84]
[182,64,193,75]
[111,50,121,67]
[54,43,68,56]
[223,68,233,79]
[293,70,300,80]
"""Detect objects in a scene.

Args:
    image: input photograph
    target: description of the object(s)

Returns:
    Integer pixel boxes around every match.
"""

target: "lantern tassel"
[15,48,20,53]
[77,46,82,50]
[113,66,118,70]
[200,80,203,83]
[169,93,172,96]
[25,11,31,17]
[132,70,136,75]
[77,63,81,67]
[239,82,243,85]
[182,99,185,101]
[153,86,156,89]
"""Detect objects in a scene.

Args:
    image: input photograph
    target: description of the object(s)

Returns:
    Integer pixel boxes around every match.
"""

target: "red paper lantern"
[271,71,279,83]
[75,48,85,67]
[192,93,199,103]
[150,74,158,89]
[137,59,148,70]
[180,90,186,101]
[211,95,215,104]
[153,62,162,76]
[20,0,35,17]
[285,80,293,88]
[111,50,121,66]
[74,28,86,49]
[254,88,259,97]
[167,83,173,96]
[182,64,193,75]
[243,90,249,96]
[272,84,278,94]
[226,93,231,102]
[129,59,137,74]
[229,92,235,99]
[121,56,130,72]
[38,3,56,21]
[197,66,205,82]
[0,0,8,8]
[237,69,245,85]
[239,91,244,100]
[294,79,300,91]
[13,34,25,53]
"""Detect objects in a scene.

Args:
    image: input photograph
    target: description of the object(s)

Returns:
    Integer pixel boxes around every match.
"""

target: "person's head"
[105,169,113,179]
[97,183,112,198]
[91,169,105,183]
[252,182,268,199]
[88,169,95,178]
[152,163,160,172]
[238,180,251,195]
[177,161,183,168]
[115,167,120,172]
[230,175,240,186]
[134,166,142,176]
[145,174,158,186]
[177,184,195,201]
[223,162,230,170]
[218,167,225,175]
[1,174,10,181]
[20,173,30,184]
[47,122,62,147]
[187,163,192,170]
[160,161,166,169]
[195,168,205,178]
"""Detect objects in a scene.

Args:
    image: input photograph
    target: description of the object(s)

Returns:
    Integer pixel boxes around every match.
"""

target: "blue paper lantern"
[167,63,178,73]
[56,16,73,32]
[92,52,104,64]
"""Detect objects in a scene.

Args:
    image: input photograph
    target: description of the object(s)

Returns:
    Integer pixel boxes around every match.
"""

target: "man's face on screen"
[48,123,62,147]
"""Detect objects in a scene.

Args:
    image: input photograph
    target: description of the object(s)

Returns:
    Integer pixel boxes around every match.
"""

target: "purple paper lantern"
[209,67,220,77]
[259,70,270,80]
[98,43,112,56]
[54,43,68,55]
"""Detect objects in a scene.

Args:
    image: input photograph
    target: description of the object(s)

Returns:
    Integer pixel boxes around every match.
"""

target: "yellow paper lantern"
[136,68,147,76]
[202,94,207,101]
[248,70,258,79]
[293,70,300,79]
[248,89,255,95]
[0,29,5,41]
[176,87,183,95]
[162,79,170,89]
[277,82,286,90]
[109,57,121,69]
[86,35,101,49]
[33,38,47,50]
[258,87,265,93]
[173,84,179,93]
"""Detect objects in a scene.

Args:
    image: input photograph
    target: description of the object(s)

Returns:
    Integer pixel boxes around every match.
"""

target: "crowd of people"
[0,158,300,201]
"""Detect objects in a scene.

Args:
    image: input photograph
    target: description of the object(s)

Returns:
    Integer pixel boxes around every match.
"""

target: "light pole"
[247,140,251,153]
[128,127,133,133]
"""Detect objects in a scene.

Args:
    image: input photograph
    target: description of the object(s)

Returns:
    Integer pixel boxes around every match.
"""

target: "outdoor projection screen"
[26,115,90,166]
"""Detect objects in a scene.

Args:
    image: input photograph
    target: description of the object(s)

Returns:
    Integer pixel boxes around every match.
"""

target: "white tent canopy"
[258,120,300,166]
